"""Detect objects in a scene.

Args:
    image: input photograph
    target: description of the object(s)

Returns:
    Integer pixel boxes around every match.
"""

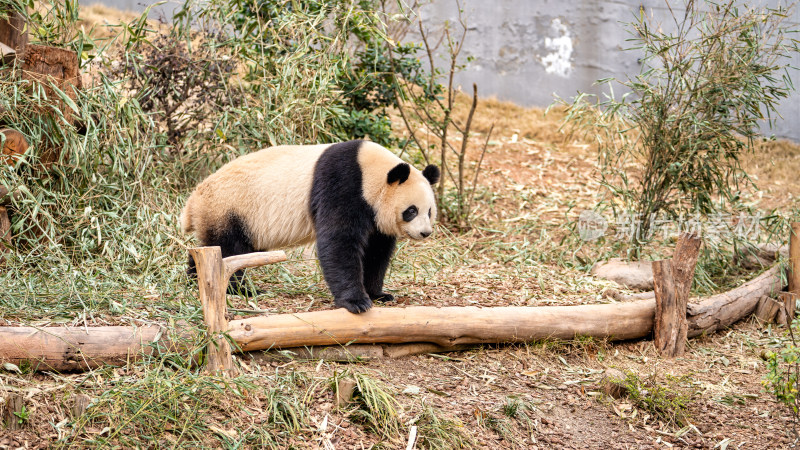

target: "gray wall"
[89,0,800,141]
[411,0,800,141]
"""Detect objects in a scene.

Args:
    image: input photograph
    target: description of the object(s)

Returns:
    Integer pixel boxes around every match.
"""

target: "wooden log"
[229,301,658,350]
[189,246,234,376]
[1,129,29,166]
[754,295,783,324]
[0,325,166,372]
[687,265,783,337]
[790,222,800,296]
[223,251,287,280]
[2,392,23,430]
[653,260,686,357]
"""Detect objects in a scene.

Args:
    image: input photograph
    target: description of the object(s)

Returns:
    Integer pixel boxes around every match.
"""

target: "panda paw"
[336,296,373,314]
[369,292,395,303]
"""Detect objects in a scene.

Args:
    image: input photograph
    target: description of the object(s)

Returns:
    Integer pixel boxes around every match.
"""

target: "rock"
[591,258,654,291]
[402,385,421,395]
[335,378,357,408]
[601,368,629,399]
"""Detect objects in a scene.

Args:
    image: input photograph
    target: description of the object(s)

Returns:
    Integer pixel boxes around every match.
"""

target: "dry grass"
[743,139,800,210]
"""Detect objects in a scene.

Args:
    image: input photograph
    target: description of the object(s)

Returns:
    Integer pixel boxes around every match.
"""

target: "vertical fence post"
[189,246,234,376]
[653,233,701,357]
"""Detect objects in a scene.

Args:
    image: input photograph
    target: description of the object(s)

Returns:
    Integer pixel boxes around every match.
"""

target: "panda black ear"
[387,163,411,185]
[422,165,440,185]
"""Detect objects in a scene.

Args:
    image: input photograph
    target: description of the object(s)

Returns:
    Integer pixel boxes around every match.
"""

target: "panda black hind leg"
[363,231,396,303]
[199,213,262,297]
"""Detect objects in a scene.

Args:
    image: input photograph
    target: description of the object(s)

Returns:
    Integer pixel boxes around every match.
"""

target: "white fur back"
[182,144,331,250]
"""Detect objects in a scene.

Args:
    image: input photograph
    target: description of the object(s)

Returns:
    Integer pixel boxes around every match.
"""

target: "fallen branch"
[687,265,783,337]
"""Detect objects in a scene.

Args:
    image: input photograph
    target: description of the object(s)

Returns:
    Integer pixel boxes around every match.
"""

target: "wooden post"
[779,292,796,326]
[754,295,783,324]
[790,222,800,296]
[653,260,684,356]
[188,246,234,376]
[672,233,702,295]
[653,233,701,357]
[2,392,24,430]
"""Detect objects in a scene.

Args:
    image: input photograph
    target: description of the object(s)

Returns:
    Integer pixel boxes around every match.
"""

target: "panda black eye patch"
[402,206,418,222]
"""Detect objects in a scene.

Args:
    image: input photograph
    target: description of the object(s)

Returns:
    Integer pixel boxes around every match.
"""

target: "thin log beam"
[223,251,287,280]
[230,302,659,350]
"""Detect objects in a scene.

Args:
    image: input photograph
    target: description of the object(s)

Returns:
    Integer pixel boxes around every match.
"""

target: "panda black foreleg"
[316,229,373,314]
[363,231,396,303]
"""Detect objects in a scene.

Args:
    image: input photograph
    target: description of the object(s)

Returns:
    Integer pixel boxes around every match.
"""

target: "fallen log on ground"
[0,263,786,372]
[0,326,166,372]
[687,265,782,337]
[229,301,659,350]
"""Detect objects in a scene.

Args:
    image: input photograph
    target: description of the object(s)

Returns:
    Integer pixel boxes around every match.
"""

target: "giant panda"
[180,140,440,314]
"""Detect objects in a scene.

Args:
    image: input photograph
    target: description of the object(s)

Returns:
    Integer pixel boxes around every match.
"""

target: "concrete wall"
[410,0,800,141]
[88,0,800,141]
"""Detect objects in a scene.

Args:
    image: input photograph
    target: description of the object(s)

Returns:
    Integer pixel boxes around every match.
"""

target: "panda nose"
[421,231,431,238]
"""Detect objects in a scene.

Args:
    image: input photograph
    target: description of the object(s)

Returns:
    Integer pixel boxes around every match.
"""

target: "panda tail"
[180,198,194,234]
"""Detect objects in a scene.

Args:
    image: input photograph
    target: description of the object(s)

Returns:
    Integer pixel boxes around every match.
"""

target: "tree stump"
[653,233,701,357]
[189,247,235,376]
[754,295,783,324]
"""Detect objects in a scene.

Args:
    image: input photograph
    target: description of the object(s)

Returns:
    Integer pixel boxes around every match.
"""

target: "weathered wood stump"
[653,233,701,357]
[189,247,287,376]
[754,295,783,324]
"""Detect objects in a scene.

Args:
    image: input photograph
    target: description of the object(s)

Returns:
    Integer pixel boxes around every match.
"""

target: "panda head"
[384,162,440,240]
